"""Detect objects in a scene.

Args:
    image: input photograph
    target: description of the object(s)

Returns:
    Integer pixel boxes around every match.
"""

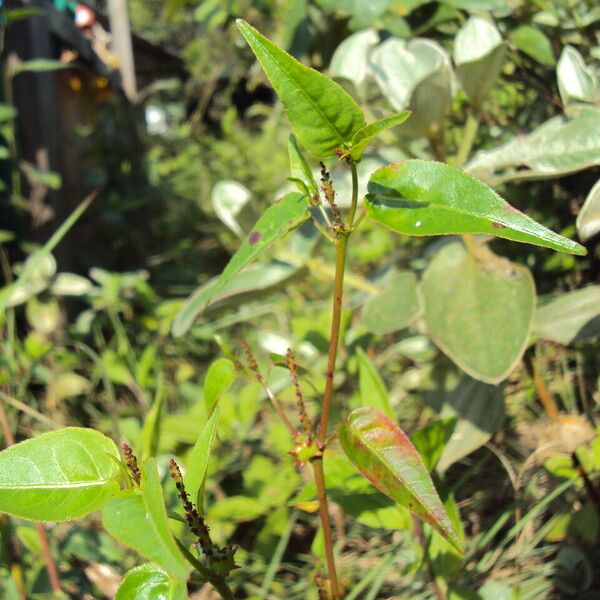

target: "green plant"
[0,16,590,599]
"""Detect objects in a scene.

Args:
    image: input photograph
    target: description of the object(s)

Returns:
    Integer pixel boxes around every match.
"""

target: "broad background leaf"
[356,348,394,418]
[421,242,535,383]
[115,563,186,600]
[577,177,600,242]
[0,428,120,521]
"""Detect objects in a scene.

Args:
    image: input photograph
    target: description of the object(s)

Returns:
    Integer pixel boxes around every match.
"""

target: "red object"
[75,5,95,28]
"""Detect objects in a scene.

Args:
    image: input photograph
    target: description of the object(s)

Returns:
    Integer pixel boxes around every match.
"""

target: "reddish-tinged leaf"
[338,407,463,552]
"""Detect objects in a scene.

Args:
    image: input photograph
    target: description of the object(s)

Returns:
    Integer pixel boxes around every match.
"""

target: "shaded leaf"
[10,59,69,77]
[454,16,505,107]
[534,286,600,345]
[467,106,600,184]
[411,418,457,471]
[362,270,422,335]
[510,26,555,66]
[0,428,120,521]
[184,407,220,511]
[0,104,17,122]
[141,390,164,460]
[339,406,463,551]
[329,29,379,87]
[237,19,365,158]
[356,347,393,418]
[102,459,190,579]
[115,563,186,600]
[557,46,599,106]
[577,177,600,242]
[422,242,535,383]
[172,192,309,335]
[366,160,585,255]
[437,376,505,471]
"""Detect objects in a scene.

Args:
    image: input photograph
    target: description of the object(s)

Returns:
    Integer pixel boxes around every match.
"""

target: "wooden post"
[106,0,137,101]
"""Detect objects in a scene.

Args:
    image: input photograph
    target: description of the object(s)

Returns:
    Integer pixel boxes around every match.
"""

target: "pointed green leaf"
[172,192,309,335]
[115,563,186,600]
[141,388,164,460]
[366,160,586,255]
[510,26,555,66]
[288,134,319,197]
[236,19,365,158]
[0,428,120,521]
[102,459,190,579]
[356,347,394,419]
[204,358,236,415]
[348,110,411,159]
[422,242,535,383]
[184,407,220,512]
[339,407,463,552]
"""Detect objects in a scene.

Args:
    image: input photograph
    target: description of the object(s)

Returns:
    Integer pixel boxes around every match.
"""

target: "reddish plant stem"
[318,236,348,446]
[0,397,62,594]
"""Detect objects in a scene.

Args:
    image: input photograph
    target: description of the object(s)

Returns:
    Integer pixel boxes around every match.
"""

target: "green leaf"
[141,389,164,460]
[184,407,220,511]
[467,106,600,184]
[454,16,505,107]
[19,162,62,189]
[411,418,457,472]
[510,26,555,66]
[557,46,599,106]
[534,286,600,346]
[577,177,600,241]
[0,195,92,312]
[0,428,120,521]
[329,29,380,88]
[362,270,422,335]
[0,104,18,122]
[339,406,463,552]
[288,134,319,197]
[115,563,186,600]
[348,110,411,159]
[421,242,535,383]
[102,459,190,579]
[366,159,586,255]
[211,180,253,237]
[356,347,394,419]
[437,376,505,471]
[204,358,236,415]
[10,59,69,77]
[236,19,365,158]
[172,192,309,335]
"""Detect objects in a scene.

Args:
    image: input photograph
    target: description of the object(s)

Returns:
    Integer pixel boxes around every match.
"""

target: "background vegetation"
[1,0,600,598]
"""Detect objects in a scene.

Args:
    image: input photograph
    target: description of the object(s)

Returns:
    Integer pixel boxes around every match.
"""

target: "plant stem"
[312,458,342,599]
[455,109,479,168]
[318,237,347,445]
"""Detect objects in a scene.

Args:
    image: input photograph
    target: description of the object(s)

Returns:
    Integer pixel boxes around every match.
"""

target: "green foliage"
[115,563,186,600]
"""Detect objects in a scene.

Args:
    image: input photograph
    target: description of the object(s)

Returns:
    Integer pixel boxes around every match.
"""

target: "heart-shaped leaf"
[0,428,120,521]
[329,29,379,88]
[103,458,190,579]
[237,19,365,158]
[115,563,186,600]
[421,242,535,383]
[172,192,309,335]
[557,46,599,107]
[339,406,463,552]
[366,159,586,255]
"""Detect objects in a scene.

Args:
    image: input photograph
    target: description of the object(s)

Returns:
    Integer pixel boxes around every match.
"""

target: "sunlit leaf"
[510,26,554,66]
[172,192,309,335]
[534,286,600,345]
[204,358,236,415]
[0,428,120,521]
[421,242,535,383]
[577,177,600,242]
[557,46,599,106]
[211,180,253,237]
[356,347,393,419]
[348,110,411,159]
[411,418,457,472]
[329,28,379,88]
[115,563,186,600]
[102,459,190,579]
[339,406,463,551]
[184,407,220,511]
[237,19,365,158]
[366,160,586,255]
[454,16,504,107]
[288,134,319,197]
